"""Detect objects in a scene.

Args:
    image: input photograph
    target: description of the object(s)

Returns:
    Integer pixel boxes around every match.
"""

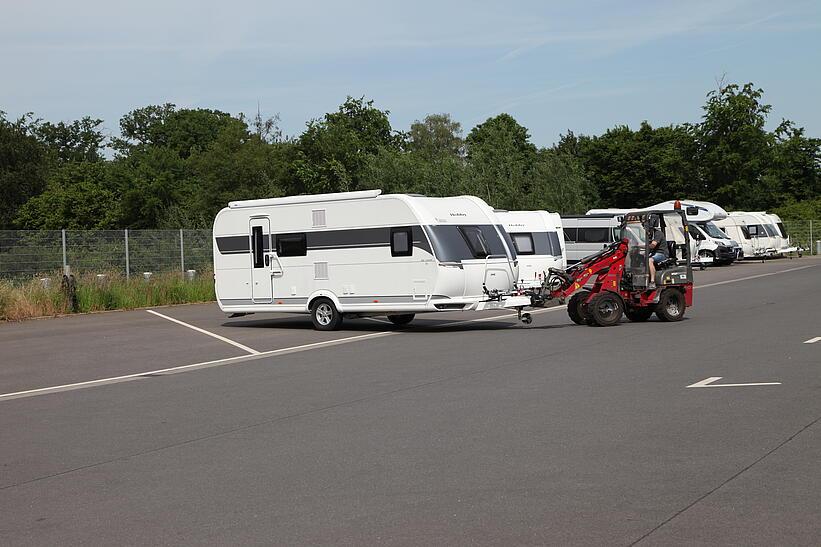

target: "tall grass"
[0,271,215,321]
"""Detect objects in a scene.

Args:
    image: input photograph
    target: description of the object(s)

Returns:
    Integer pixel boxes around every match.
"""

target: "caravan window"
[548,232,562,256]
[740,225,750,239]
[390,227,413,257]
[251,226,265,268]
[777,222,788,238]
[511,233,535,255]
[563,228,577,242]
[577,227,610,243]
[459,226,491,258]
[425,225,508,262]
[276,233,307,257]
[763,224,777,237]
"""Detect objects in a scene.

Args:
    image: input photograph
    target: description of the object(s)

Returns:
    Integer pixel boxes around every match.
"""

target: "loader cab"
[619,210,692,290]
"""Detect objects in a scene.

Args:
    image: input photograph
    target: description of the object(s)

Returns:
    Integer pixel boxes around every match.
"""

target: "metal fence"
[0,229,213,278]
[783,220,819,255]
[0,222,818,279]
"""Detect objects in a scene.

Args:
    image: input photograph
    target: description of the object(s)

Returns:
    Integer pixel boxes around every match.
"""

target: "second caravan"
[496,210,566,287]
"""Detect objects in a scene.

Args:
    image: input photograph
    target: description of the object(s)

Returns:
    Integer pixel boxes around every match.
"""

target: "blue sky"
[2,0,819,146]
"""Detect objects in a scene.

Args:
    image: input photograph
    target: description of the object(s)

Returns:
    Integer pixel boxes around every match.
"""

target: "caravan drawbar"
[212,190,528,330]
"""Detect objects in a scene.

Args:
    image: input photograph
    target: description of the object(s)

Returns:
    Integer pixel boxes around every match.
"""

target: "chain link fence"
[0,229,213,279]
[0,222,818,279]
[782,220,819,255]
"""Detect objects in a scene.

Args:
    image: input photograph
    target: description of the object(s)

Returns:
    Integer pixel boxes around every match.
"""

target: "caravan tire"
[387,314,415,326]
[310,298,343,331]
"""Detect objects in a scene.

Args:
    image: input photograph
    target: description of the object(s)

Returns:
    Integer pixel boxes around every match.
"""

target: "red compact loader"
[526,208,694,326]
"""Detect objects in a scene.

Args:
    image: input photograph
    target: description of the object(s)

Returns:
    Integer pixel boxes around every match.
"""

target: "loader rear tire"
[567,290,591,325]
[655,289,686,322]
[589,292,624,327]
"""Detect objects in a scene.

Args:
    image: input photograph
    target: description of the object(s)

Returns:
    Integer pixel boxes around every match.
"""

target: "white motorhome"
[212,190,526,330]
[496,210,566,288]
[561,214,621,264]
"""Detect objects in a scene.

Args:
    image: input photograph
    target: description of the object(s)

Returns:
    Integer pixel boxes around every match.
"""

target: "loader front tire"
[567,290,591,325]
[589,292,624,327]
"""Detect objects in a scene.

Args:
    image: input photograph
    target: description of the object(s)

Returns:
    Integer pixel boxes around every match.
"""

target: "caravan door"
[249,217,273,303]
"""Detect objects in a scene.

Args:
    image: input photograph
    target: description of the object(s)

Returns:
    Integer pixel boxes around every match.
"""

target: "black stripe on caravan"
[216,226,432,255]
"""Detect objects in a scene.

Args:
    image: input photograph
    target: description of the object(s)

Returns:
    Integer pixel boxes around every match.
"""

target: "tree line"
[1,81,818,231]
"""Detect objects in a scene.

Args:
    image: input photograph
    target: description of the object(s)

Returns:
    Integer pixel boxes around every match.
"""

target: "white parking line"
[0,331,395,402]
[687,376,781,388]
[0,306,567,403]
[804,337,821,344]
[696,264,816,289]
[146,309,260,355]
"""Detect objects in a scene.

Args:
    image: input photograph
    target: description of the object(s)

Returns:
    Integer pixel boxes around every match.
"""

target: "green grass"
[0,271,215,321]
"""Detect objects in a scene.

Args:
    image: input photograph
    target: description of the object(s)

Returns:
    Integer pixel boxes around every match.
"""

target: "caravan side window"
[458,226,490,258]
[510,233,535,255]
[276,233,307,257]
[563,228,577,242]
[251,226,265,268]
[578,227,609,243]
[390,227,413,257]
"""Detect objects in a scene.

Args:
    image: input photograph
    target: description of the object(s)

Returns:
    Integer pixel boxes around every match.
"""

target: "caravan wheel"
[387,314,415,326]
[310,298,343,331]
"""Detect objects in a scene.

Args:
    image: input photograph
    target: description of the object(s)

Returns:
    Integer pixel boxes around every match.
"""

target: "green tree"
[35,117,107,163]
[15,162,119,229]
[0,112,49,228]
[291,97,401,194]
[568,122,700,208]
[695,83,775,209]
[407,113,463,158]
[525,150,599,214]
[465,113,537,208]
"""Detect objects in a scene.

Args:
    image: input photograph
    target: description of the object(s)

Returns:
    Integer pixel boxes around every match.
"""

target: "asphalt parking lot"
[1,258,819,545]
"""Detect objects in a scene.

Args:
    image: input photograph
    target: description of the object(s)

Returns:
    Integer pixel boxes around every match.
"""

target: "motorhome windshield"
[702,222,729,239]
[425,225,514,262]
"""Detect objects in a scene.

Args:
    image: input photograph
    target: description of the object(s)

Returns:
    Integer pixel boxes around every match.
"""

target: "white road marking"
[687,376,781,388]
[803,336,821,344]
[696,264,816,289]
[0,331,395,402]
[146,309,260,355]
[0,306,567,403]
[363,317,392,324]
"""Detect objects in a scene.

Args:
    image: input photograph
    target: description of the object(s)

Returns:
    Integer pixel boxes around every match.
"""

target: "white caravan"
[767,212,799,255]
[212,190,526,330]
[496,210,566,288]
[717,212,780,258]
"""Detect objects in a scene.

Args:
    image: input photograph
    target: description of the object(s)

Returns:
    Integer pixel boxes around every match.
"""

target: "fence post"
[124,229,130,279]
[179,228,185,274]
[61,228,67,274]
[810,220,813,255]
